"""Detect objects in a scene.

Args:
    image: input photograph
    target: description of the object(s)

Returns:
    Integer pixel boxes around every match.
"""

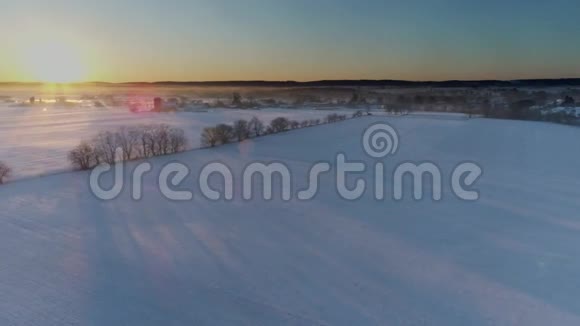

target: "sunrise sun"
[22,41,88,83]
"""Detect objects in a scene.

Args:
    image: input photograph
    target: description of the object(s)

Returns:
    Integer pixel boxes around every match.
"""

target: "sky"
[0,0,579,82]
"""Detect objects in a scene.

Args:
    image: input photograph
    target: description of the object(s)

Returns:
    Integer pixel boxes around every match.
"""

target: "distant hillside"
[118,79,580,88]
[2,79,580,88]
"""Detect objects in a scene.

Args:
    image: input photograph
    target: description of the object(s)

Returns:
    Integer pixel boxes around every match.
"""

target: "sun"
[22,41,89,83]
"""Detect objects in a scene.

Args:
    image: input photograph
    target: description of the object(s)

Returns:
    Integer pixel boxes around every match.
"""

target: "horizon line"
[1,77,580,87]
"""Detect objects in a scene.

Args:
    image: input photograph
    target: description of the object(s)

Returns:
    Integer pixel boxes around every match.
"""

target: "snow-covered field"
[1,114,580,325]
[543,106,580,117]
[0,104,351,179]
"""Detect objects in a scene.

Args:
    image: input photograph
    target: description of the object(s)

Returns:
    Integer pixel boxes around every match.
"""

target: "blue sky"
[1,0,579,81]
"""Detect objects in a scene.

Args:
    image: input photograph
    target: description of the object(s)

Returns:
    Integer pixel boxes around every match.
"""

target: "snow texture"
[1,114,580,325]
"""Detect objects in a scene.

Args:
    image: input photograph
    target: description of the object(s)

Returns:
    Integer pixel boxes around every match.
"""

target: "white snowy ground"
[1,116,580,325]
[0,104,352,179]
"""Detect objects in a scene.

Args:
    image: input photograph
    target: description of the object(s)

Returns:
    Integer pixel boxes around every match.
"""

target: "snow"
[1,115,580,325]
[0,104,350,179]
[546,106,580,117]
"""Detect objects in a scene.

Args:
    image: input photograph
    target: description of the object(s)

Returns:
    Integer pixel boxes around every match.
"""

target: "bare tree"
[248,117,265,137]
[201,127,219,147]
[233,119,250,141]
[116,126,140,160]
[214,124,234,144]
[70,124,189,169]
[168,127,188,153]
[0,161,11,184]
[136,125,153,158]
[151,124,171,155]
[92,131,118,164]
[270,117,290,133]
[68,141,97,170]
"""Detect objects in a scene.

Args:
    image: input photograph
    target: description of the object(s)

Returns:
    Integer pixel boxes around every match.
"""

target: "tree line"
[201,112,360,147]
[0,111,366,185]
[68,124,188,170]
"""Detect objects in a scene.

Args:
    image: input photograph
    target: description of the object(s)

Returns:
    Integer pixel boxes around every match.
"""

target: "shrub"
[300,120,310,128]
[270,117,290,133]
[0,161,11,184]
[352,110,364,118]
[325,113,339,123]
[68,141,98,170]
[325,113,347,123]
[290,120,300,129]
